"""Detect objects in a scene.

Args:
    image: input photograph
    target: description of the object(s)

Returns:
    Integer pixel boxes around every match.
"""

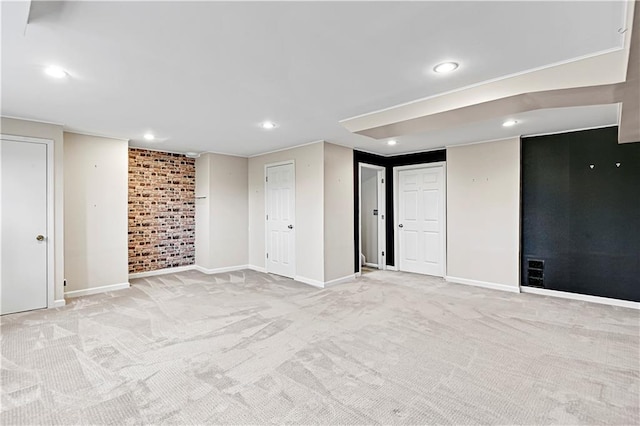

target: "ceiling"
[0,1,628,156]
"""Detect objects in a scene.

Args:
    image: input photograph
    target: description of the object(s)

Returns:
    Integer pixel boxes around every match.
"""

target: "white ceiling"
[1,1,627,156]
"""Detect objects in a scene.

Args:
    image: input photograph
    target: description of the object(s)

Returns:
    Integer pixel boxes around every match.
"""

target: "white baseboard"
[386,265,399,271]
[65,282,130,298]
[521,286,640,310]
[51,299,66,308]
[355,271,362,277]
[324,274,357,287]
[364,262,379,268]
[445,276,521,294]
[247,265,267,273]
[129,265,195,279]
[294,275,325,289]
[194,264,249,274]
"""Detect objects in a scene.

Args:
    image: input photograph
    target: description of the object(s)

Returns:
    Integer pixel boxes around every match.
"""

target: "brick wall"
[128,148,196,273]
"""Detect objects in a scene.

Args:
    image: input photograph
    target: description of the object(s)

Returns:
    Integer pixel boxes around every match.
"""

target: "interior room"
[1,1,638,424]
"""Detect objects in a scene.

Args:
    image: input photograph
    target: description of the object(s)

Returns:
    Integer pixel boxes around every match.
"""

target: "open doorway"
[359,164,385,270]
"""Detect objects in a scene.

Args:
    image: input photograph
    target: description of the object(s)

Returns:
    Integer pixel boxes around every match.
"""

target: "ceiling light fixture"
[44,65,68,79]
[502,119,518,127]
[143,133,155,141]
[387,140,398,146]
[433,62,459,74]
[261,121,277,130]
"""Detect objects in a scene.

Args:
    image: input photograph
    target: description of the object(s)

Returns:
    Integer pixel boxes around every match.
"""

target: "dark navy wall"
[521,126,640,302]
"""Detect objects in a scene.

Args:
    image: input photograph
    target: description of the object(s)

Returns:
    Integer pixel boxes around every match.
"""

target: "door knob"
[398,224,403,228]
[288,225,293,229]
[36,235,45,241]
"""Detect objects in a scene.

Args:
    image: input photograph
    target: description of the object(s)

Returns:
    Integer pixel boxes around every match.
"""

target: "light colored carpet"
[1,269,638,425]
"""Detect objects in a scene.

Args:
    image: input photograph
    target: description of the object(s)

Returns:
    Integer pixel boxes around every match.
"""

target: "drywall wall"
[0,117,65,303]
[446,137,520,288]
[324,143,355,282]
[248,142,324,282]
[361,167,378,265]
[195,153,248,270]
[64,132,128,292]
[128,149,195,273]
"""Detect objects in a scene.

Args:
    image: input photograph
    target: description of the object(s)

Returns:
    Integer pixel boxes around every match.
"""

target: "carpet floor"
[1,269,638,425]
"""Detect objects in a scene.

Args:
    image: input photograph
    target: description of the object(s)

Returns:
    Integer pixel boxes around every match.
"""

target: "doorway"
[1,135,54,315]
[359,163,385,270]
[395,163,446,277]
[265,161,296,278]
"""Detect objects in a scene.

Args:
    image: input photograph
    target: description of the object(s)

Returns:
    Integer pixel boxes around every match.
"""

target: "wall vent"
[527,259,545,288]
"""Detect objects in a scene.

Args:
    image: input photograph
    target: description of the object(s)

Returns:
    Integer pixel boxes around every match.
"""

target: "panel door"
[398,166,444,277]
[1,139,49,315]
[266,163,295,278]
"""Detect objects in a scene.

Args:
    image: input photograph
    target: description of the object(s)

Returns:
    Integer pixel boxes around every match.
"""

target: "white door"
[1,139,49,314]
[266,163,295,278]
[398,166,445,276]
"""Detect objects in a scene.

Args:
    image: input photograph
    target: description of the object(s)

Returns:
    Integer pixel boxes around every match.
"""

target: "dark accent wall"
[521,126,640,302]
[353,149,446,272]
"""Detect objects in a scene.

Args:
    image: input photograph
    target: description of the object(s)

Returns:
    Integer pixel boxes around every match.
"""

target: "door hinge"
[381,251,385,257]
[266,176,268,182]
[266,253,269,259]
[381,178,384,183]
[266,214,268,220]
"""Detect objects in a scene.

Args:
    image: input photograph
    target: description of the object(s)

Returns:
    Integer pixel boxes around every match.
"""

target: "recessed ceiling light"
[261,121,277,130]
[433,62,459,74]
[143,133,155,141]
[387,140,398,146]
[44,65,67,79]
[502,119,518,127]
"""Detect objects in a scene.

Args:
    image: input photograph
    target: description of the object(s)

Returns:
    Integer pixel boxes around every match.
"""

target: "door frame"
[264,160,296,277]
[358,163,386,270]
[393,162,447,277]
[1,134,55,309]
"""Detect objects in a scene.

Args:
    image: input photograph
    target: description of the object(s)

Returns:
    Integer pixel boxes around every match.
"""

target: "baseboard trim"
[521,286,640,310]
[65,282,130,298]
[355,271,362,278]
[294,276,325,289]
[247,265,267,273]
[445,276,521,294]
[386,265,398,271]
[129,265,195,279]
[51,299,66,308]
[193,265,249,274]
[324,274,357,287]
[364,262,379,268]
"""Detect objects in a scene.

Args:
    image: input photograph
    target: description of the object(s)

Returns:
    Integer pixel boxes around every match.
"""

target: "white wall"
[248,142,325,282]
[1,117,65,302]
[324,143,354,282]
[63,132,128,292]
[195,153,248,270]
[446,137,521,288]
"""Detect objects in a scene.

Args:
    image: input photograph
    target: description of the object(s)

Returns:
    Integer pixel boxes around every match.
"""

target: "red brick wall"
[128,148,195,273]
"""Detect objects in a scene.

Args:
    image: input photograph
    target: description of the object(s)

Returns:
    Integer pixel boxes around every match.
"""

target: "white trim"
[364,262,379,268]
[193,264,248,274]
[52,299,66,308]
[339,46,624,123]
[385,265,399,271]
[129,265,196,279]
[358,163,386,274]
[394,162,447,278]
[355,271,362,277]
[1,134,56,310]
[445,135,518,149]
[249,140,324,158]
[446,276,521,294]
[521,287,639,310]
[294,275,325,289]
[248,265,267,273]
[523,123,617,139]
[1,115,65,127]
[63,130,129,142]
[324,274,357,287]
[264,160,296,279]
[65,282,130,298]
